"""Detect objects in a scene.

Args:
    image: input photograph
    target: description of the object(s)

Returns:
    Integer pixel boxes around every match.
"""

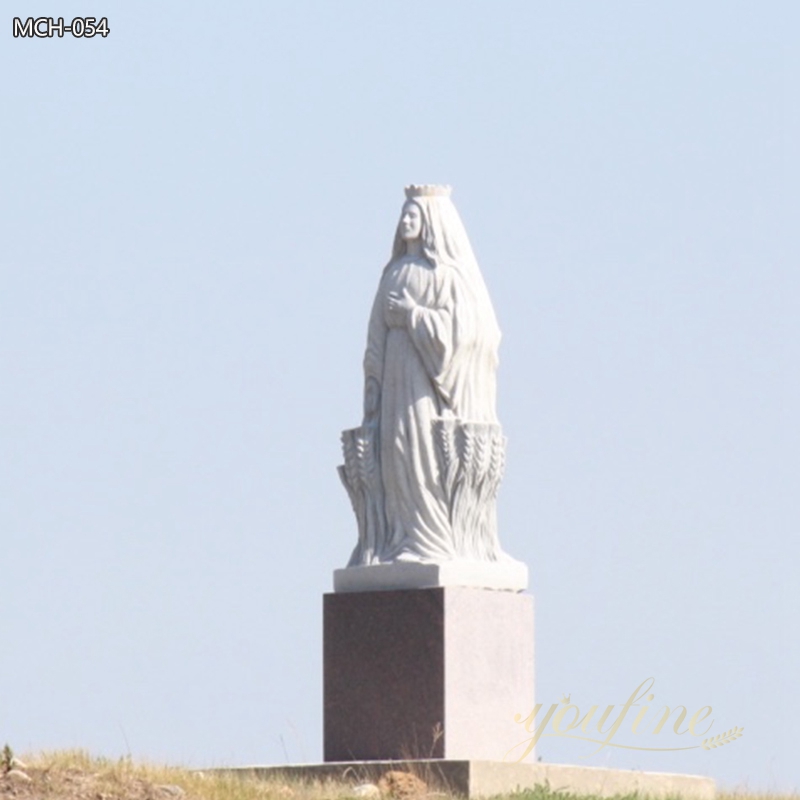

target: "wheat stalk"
[340,430,358,488]
[487,431,506,498]
[434,420,459,503]
[701,726,744,750]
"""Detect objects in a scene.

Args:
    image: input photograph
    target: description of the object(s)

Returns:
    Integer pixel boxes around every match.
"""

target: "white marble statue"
[339,185,518,574]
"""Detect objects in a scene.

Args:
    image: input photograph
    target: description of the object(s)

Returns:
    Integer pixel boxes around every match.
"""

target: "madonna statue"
[339,185,520,575]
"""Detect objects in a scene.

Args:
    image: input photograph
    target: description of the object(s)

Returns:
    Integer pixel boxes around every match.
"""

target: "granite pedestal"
[218,578,714,799]
[324,586,535,762]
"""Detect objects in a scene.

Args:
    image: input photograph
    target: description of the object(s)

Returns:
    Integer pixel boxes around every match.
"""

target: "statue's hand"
[386,289,416,326]
[364,377,380,423]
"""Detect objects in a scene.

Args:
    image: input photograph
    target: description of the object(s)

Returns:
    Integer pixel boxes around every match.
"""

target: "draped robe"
[362,254,499,562]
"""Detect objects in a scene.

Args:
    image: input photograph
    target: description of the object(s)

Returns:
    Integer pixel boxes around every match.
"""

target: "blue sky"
[2,1,798,792]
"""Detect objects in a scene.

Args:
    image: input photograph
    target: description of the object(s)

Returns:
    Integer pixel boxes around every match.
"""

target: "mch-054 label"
[13,17,110,38]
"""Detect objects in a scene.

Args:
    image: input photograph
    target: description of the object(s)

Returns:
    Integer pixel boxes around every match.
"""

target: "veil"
[385,188,501,420]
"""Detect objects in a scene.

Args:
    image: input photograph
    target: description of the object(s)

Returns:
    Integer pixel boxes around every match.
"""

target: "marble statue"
[339,185,521,577]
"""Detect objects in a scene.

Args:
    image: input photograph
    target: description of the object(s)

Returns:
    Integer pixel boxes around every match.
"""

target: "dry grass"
[1,751,796,800]
[2,751,362,800]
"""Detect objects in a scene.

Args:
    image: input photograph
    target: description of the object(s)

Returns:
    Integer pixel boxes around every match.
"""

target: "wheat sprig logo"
[702,726,744,750]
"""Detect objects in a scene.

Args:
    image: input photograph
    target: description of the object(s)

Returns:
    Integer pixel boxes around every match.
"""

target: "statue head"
[389,185,468,270]
[397,185,454,245]
[399,200,424,242]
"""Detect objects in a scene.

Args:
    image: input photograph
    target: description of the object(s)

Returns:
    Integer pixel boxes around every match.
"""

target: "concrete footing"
[218,760,715,799]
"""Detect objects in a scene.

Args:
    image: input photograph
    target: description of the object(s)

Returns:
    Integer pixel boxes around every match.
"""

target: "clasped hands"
[386,288,416,327]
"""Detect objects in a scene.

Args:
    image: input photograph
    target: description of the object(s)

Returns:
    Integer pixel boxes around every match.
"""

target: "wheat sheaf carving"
[431,418,506,558]
[339,426,385,564]
[701,726,744,750]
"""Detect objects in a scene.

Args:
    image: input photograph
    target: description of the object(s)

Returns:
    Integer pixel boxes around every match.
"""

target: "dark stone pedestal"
[323,587,534,762]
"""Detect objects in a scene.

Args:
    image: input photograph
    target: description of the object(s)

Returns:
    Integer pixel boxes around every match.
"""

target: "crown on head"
[404,184,452,199]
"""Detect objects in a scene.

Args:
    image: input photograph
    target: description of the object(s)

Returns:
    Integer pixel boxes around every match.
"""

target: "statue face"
[399,201,423,241]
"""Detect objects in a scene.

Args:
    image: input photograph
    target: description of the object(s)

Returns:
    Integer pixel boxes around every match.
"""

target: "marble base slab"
[216,761,715,799]
[333,560,528,593]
